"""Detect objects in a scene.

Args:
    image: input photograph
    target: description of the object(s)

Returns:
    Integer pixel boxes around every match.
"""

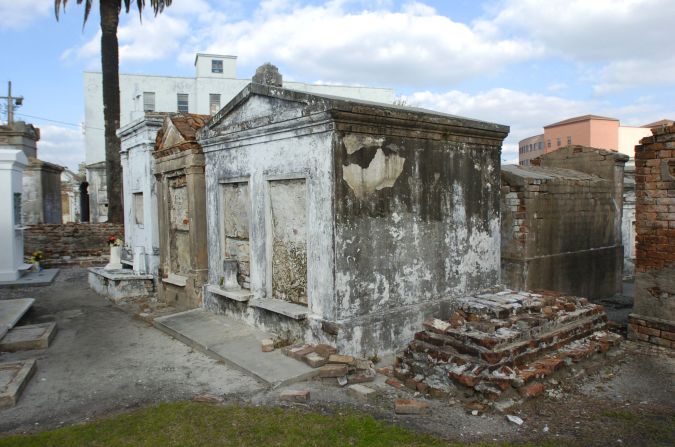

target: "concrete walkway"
[0,268,261,434]
[155,309,317,386]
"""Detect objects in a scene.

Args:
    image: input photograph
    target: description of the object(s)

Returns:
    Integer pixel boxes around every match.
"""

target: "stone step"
[417,312,607,366]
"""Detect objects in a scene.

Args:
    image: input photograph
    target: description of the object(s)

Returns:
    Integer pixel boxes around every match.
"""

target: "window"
[547,139,551,148]
[538,141,543,150]
[133,193,144,225]
[209,93,221,115]
[212,59,223,73]
[143,92,155,112]
[556,137,561,147]
[567,136,572,145]
[177,93,189,113]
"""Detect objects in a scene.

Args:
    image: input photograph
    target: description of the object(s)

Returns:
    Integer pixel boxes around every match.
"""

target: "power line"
[14,113,104,131]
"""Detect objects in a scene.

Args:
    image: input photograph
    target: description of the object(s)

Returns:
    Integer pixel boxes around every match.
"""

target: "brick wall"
[629,124,675,348]
[24,223,124,260]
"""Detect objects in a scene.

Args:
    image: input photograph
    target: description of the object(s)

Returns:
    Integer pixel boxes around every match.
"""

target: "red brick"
[637,325,661,337]
[519,382,545,398]
[394,399,430,415]
[660,330,675,341]
[385,378,403,389]
[280,389,310,403]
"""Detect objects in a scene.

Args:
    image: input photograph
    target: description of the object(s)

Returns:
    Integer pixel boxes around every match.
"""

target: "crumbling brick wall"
[629,124,675,348]
[24,223,124,260]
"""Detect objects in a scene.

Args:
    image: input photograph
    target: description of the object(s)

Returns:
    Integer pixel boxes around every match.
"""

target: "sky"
[0,0,673,171]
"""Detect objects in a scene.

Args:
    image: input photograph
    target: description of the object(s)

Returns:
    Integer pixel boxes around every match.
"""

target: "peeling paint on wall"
[343,149,405,198]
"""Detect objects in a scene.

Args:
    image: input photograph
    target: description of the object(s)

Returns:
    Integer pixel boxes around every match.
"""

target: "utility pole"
[1,81,24,126]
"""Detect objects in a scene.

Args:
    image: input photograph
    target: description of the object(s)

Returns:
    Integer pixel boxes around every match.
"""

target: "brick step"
[393,330,622,400]
[418,312,608,366]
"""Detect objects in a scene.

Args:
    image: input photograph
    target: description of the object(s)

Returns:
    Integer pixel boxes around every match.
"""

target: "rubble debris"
[395,289,622,403]
[506,414,524,425]
[261,339,274,352]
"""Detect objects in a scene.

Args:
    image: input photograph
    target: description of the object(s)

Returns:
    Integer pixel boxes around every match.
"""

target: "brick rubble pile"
[394,289,621,402]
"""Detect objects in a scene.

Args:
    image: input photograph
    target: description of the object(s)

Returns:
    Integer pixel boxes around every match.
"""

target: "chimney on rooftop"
[252,63,282,87]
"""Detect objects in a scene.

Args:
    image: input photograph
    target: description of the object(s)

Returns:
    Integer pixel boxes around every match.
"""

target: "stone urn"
[104,245,123,270]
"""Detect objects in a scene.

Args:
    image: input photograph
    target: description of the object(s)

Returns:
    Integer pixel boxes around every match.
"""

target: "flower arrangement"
[29,250,45,263]
[107,234,123,246]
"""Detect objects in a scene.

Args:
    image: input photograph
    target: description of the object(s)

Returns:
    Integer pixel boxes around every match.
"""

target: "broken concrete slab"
[0,322,57,352]
[0,359,37,409]
[154,309,318,386]
[0,298,34,330]
[0,269,59,288]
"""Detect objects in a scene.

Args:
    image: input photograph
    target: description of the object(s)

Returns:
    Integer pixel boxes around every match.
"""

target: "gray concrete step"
[153,309,318,387]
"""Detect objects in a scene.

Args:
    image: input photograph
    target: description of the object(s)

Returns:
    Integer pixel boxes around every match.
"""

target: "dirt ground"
[1,267,673,446]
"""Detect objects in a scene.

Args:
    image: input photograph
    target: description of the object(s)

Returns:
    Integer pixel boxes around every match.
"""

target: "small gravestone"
[0,322,57,352]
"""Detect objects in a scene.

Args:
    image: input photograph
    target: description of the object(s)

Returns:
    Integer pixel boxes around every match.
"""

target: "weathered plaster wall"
[202,126,335,320]
[119,114,164,275]
[331,131,502,352]
[155,152,209,310]
[199,83,508,355]
[622,169,636,278]
[501,164,623,299]
[22,159,63,225]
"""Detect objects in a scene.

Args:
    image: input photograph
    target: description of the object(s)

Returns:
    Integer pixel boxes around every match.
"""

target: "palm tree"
[55,0,171,223]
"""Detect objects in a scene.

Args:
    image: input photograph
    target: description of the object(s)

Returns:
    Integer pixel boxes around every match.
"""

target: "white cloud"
[118,14,190,62]
[0,0,52,30]
[490,0,672,61]
[593,56,675,94]
[37,125,85,172]
[487,0,675,92]
[404,88,589,163]
[404,87,673,163]
[189,2,542,86]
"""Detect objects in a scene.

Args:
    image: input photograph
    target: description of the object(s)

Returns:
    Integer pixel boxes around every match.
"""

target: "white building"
[84,54,395,222]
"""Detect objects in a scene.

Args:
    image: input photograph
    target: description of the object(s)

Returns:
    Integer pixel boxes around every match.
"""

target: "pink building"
[518,115,668,165]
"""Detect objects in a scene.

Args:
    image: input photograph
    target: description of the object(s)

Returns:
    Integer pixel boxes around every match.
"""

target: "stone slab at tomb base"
[87,267,155,304]
[0,269,60,288]
[394,289,621,402]
[154,309,317,386]
[0,359,37,409]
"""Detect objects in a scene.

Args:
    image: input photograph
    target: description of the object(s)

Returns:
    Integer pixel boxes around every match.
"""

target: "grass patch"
[602,409,637,421]
[0,402,458,447]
